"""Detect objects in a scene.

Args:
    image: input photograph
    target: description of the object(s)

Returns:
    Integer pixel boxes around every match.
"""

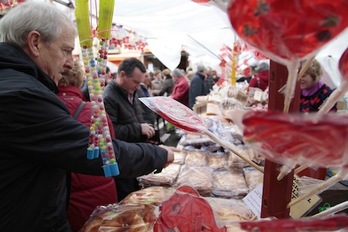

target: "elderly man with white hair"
[0,2,174,231]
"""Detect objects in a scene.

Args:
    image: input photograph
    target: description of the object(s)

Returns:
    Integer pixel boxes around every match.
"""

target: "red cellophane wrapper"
[242,110,348,170]
[139,97,206,133]
[227,0,348,64]
[154,186,227,232]
[228,1,348,113]
[339,47,348,79]
[239,215,348,232]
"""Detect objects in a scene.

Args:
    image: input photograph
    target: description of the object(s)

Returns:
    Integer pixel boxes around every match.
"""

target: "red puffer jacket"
[248,70,270,91]
[171,76,189,106]
[57,85,117,232]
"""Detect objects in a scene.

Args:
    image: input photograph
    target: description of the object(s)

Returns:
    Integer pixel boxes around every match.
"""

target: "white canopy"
[110,0,348,86]
[53,0,348,85]
[99,0,235,70]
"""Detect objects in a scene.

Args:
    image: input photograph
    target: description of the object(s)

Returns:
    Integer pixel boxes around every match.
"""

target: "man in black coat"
[0,2,173,232]
[189,64,208,109]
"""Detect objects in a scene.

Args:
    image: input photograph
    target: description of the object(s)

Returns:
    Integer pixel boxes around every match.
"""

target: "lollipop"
[292,48,348,175]
[154,186,227,232]
[227,0,348,112]
[242,110,348,207]
[239,215,348,232]
[140,97,263,172]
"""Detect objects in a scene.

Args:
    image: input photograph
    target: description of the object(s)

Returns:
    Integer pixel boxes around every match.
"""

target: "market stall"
[2,0,348,231]
[72,0,348,230]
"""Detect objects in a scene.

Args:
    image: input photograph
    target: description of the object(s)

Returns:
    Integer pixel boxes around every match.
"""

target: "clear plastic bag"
[80,204,158,232]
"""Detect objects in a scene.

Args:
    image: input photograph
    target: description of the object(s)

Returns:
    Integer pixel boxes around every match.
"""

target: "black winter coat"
[0,43,168,232]
[103,81,148,143]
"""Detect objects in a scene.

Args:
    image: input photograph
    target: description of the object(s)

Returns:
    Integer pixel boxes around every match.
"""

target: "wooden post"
[260,61,301,218]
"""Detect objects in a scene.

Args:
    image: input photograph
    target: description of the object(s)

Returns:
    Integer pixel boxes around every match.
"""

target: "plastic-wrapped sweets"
[212,168,249,199]
[175,165,213,197]
[137,163,182,186]
[120,186,176,206]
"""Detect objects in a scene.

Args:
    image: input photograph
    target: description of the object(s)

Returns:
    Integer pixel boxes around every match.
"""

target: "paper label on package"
[290,176,322,218]
[243,184,263,219]
[243,180,321,219]
[254,90,263,101]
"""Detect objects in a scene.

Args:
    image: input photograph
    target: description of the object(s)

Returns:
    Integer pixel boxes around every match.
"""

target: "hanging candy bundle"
[75,0,119,177]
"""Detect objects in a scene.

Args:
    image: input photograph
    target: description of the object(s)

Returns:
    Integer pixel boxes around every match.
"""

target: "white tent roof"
[97,0,236,70]
[110,0,348,84]
[54,0,348,84]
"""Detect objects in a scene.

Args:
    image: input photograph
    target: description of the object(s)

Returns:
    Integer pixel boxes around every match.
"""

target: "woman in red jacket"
[57,60,118,232]
[248,62,270,91]
[171,68,190,106]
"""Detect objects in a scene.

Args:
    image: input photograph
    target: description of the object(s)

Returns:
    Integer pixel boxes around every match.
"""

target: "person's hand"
[159,145,175,167]
[141,123,155,139]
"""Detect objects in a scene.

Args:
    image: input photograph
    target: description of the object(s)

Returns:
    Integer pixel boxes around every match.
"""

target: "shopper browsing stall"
[0,2,174,231]
[299,59,337,112]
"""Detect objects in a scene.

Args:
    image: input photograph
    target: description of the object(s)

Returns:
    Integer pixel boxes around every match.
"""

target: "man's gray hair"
[197,64,206,72]
[172,68,184,78]
[0,1,77,47]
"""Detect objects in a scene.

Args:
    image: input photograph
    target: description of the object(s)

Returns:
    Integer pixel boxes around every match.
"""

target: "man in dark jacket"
[0,2,173,232]
[103,58,158,201]
[103,58,155,143]
[189,64,208,109]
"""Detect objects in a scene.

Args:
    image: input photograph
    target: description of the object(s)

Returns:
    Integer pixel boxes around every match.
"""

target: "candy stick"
[230,39,240,86]
[318,81,348,114]
[319,47,348,114]
[297,57,315,80]
[283,59,301,113]
[203,128,264,173]
[294,164,309,175]
[140,96,264,173]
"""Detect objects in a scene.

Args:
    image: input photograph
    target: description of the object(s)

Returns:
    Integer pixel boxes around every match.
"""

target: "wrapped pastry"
[204,197,255,222]
[81,204,157,232]
[206,102,222,116]
[212,169,249,199]
[180,135,215,148]
[227,147,255,169]
[175,165,213,196]
[207,152,229,170]
[120,186,176,206]
[173,151,186,164]
[243,167,263,192]
[184,151,208,166]
[137,163,182,186]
